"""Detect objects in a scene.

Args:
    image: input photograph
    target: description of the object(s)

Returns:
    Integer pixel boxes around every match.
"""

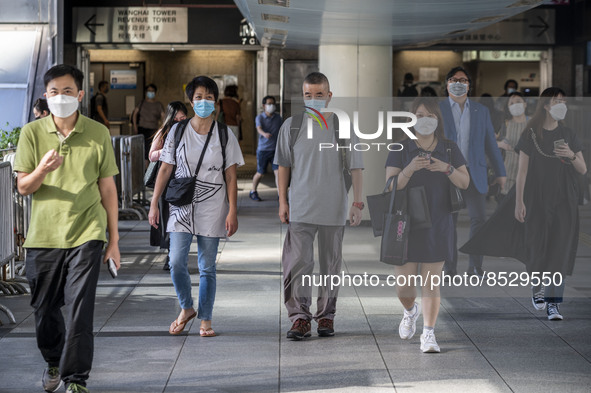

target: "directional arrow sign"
[84,14,104,35]
[529,16,549,37]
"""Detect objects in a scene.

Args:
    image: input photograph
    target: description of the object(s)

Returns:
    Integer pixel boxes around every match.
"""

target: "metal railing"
[3,153,31,271]
[112,135,148,220]
[0,161,17,324]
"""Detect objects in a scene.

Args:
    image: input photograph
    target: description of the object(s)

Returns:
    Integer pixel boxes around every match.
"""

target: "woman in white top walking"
[149,76,244,337]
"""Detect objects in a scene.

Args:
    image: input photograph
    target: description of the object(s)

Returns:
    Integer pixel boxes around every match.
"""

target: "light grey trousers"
[282,222,345,322]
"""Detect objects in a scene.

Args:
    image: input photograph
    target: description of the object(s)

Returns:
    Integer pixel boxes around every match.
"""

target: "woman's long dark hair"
[152,101,188,141]
[524,87,566,140]
[398,97,447,143]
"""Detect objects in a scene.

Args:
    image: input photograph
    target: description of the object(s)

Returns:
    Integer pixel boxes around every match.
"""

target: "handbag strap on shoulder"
[193,120,216,177]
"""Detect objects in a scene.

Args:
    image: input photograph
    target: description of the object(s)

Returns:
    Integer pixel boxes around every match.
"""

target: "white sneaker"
[420,330,441,353]
[546,303,563,321]
[531,286,546,311]
[398,303,420,340]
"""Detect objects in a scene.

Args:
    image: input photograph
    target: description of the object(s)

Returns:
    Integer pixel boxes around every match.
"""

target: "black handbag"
[446,142,466,213]
[165,124,213,207]
[143,160,160,188]
[380,176,410,265]
[367,176,431,237]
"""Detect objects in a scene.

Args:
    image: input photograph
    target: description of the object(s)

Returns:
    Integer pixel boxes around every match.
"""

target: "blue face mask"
[304,98,327,112]
[193,99,216,118]
[147,91,156,99]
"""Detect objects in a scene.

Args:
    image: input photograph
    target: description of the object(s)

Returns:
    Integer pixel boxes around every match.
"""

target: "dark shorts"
[257,149,278,174]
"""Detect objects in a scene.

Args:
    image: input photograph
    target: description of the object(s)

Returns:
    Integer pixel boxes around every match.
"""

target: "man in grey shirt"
[275,72,364,340]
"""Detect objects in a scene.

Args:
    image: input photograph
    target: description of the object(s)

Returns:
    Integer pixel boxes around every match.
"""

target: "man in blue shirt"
[439,66,506,278]
[250,95,283,201]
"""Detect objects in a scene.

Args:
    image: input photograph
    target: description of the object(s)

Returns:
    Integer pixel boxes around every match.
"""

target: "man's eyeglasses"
[448,78,469,84]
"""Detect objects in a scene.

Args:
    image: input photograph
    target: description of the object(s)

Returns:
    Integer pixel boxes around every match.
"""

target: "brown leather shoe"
[317,318,335,337]
[286,318,311,340]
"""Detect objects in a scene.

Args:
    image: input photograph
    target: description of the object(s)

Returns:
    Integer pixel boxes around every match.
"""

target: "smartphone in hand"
[553,139,566,150]
[107,258,117,279]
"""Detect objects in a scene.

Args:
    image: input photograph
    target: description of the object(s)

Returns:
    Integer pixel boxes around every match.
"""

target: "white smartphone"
[107,258,117,279]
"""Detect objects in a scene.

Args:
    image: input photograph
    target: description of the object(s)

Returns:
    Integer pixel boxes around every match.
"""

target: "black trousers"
[26,240,104,387]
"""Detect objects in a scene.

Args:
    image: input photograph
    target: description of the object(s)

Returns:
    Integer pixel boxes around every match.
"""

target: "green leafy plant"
[0,123,21,150]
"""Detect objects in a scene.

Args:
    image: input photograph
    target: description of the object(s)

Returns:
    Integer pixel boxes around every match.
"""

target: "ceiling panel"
[234,0,546,48]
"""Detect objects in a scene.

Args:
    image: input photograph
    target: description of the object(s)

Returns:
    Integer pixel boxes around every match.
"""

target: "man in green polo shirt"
[13,64,120,393]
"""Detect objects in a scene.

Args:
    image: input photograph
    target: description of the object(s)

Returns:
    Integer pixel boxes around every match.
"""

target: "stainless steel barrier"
[0,161,17,324]
[3,153,31,272]
[111,135,125,197]
[113,135,147,220]
[0,162,14,271]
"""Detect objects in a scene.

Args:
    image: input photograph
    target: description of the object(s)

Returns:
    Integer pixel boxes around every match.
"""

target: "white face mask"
[264,104,276,114]
[448,82,468,97]
[47,94,80,118]
[549,102,567,121]
[414,116,438,136]
[508,102,525,117]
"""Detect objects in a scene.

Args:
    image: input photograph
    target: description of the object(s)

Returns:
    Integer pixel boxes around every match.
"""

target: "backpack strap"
[289,113,305,168]
[217,121,229,188]
[334,116,352,192]
[170,118,191,179]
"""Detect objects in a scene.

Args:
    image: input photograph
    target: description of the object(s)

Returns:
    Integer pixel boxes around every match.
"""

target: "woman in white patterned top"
[148,76,244,337]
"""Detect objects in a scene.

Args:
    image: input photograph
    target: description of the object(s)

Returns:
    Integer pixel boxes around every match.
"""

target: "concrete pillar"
[256,46,268,113]
[319,45,393,220]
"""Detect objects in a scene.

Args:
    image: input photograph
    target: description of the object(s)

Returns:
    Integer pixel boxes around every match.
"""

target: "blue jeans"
[169,232,220,320]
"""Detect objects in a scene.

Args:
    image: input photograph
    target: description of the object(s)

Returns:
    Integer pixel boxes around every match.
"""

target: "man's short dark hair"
[262,95,275,105]
[146,83,157,92]
[303,72,330,90]
[504,79,518,90]
[98,81,109,90]
[185,76,219,102]
[445,66,472,97]
[43,64,84,91]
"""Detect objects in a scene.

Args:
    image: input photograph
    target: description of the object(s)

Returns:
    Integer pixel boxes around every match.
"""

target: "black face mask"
[35,117,40,120]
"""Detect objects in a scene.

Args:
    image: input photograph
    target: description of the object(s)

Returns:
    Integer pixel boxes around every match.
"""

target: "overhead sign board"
[478,51,542,62]
[74,7,188,43]
[443,9,555,45]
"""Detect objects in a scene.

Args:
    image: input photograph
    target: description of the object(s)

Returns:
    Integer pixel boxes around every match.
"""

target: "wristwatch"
[571,153,577,161]
[445,165,455,176]
[352,202,365,210]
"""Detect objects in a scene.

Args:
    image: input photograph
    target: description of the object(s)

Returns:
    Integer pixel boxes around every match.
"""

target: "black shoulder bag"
[446,141,466,213]
[165,120,215,207]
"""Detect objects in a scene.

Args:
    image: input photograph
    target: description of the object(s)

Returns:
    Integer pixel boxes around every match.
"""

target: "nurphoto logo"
[302,106,418,152]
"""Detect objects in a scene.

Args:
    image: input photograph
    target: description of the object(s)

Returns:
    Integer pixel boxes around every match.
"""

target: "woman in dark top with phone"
[385,97,469,353]
[462,87,587,320]
[514,87,586,320]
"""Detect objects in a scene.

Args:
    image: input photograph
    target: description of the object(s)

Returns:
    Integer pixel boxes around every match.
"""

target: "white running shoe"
[398,303,420,340]
[420,330,441,353]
